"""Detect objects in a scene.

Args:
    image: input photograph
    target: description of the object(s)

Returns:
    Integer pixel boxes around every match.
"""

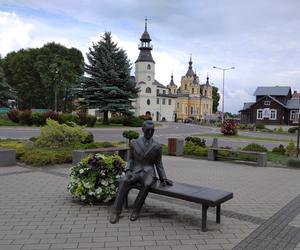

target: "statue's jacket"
[125,136,167,180]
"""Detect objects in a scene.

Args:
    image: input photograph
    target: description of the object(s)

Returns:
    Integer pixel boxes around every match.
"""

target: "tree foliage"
[2,43,84,110]
[212,86,220,113]
[81,32,139,124]
[0,61,15,107]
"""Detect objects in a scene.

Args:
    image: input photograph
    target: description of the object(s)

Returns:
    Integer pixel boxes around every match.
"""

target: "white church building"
[132,21,177,122]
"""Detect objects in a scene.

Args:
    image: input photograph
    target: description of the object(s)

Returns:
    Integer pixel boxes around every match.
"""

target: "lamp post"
[213,66,235,122]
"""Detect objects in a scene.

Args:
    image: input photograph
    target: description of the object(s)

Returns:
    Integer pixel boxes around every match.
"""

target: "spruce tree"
[82,32,139,124]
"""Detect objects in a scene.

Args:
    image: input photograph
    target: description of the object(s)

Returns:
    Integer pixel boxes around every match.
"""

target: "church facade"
[133,21,213,122]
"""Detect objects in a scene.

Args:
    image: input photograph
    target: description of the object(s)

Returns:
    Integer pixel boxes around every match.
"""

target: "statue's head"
[142,120,155,140]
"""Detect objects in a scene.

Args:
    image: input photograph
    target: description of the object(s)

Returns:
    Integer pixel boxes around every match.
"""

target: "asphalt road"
[0,122,296,149]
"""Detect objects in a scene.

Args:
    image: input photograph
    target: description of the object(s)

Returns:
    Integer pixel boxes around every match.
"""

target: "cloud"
[0,11,34,56]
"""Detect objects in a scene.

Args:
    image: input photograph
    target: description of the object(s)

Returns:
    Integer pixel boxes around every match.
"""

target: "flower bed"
[68,153,125,203]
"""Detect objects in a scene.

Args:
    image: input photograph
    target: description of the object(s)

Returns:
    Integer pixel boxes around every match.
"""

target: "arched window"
[147,99,150,105]
[147,64,151,70]
[146,87,151,93]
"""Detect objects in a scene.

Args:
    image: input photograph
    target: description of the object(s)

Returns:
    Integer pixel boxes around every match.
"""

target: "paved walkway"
[0,157,300,250]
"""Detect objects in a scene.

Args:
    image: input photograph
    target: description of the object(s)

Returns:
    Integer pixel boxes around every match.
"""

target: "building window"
[185,84,187,90]
[192,88,194,94]
[146,87,151,93]
[157,98,159,104]
[264,101,271,105]
[190,107,193,114]
[147,64,151,70]
[205,90,207,96]
[163,90,166,94]
[270,109,277,120]
[162,99,166,105]
[147,99,150,105]
[168,99,171,105]
[290,110,299,120]
[157,89,159,94]
[257,109,263,120]
[147,76,151,81]
[186,107,188,114]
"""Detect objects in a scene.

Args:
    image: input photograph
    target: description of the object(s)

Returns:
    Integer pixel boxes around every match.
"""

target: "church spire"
[185,55,195,77]
[135,18,155,63]
[206,73,210,85]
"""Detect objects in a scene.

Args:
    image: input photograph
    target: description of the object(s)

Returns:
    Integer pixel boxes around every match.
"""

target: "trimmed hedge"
[243,143,268,152]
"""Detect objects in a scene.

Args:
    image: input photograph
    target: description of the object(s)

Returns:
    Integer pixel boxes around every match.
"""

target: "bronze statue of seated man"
[110,120,173,223]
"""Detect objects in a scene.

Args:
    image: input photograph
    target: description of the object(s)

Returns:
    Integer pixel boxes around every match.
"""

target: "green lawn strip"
[195,133,290,142]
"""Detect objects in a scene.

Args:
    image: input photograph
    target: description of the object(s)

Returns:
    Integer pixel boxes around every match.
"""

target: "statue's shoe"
[109,213,119,224]
[129,211,139,221]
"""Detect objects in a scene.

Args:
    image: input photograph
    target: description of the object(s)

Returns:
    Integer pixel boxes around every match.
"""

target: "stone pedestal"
[0,149,16,167]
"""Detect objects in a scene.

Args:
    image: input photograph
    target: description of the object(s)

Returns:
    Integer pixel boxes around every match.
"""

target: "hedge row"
[7,109,97,127]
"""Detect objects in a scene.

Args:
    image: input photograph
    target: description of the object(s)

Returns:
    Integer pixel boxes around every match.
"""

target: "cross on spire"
[145,17,148,31]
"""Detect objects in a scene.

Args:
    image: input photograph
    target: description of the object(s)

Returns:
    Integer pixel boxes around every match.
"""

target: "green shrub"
[237,123,254,130]
[36,119,89,148]
[98,141,116,148]
[275,127,284,133]
[286,158,300,167]
[184,141,208,157]
[7,109,19,123]
[286,140,297,157]
[243,143,268,152]
[86,114,97,127]
[122,130,139,142]
[272,144,286,155]
[220,119,237,135]
[68,154,126,203]
[0,140,26,158]
[81,131,94,144]
[123,116,144,127]
[18,110,32,125]
[109,116,126,124]
[20,149,72,166]
[255,124,265,130]
[32,112,46,126]
[58,113,80,125]
[288,127,298,134]
[185,137,206,147]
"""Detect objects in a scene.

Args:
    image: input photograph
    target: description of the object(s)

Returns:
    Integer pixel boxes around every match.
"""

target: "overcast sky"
[1,0,300,113]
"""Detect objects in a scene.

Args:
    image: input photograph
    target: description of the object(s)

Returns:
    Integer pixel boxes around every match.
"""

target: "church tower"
[134,18,156,117]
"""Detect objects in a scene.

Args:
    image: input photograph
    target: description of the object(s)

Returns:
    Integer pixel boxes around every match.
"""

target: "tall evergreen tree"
[82,32,139,124]
[212,86,220,113]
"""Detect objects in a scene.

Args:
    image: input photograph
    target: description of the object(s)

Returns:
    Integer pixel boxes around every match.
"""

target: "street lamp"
[213,66,235,122]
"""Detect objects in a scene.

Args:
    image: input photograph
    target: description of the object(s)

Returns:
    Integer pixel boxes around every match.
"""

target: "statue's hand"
[160,178,173,186]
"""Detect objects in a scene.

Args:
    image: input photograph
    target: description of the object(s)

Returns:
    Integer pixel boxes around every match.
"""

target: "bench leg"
[202,205,208,232]
[216,205,221,224]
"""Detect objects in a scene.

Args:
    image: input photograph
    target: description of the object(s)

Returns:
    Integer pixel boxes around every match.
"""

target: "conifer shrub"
[109,116,126,124]
[286,140,297,157]
[243,143,268,152]
[220,119,237,135]
[36,119,89,148]
[58,113,80,125]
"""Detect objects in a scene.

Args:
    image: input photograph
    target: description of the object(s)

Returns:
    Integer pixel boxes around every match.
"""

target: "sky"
[1,0,300,113]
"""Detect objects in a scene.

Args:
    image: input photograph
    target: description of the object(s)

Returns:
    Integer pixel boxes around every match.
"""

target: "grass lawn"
[196,133,290,142]
[0,118,22,126]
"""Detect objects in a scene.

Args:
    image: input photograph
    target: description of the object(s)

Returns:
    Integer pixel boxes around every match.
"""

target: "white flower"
[81,195,86,200]
[101,180,108,186]
[95,187,102,194]
[88,191,95,196]
[104,196,111,202]
[79,169,84,174]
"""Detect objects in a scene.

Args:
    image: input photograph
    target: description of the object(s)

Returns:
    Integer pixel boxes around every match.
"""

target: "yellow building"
[174,58,213,121]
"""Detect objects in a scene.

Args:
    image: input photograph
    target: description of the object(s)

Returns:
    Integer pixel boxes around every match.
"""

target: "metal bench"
[208,147,267,167]
[72,147,128,164]
[124,181,233,232]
